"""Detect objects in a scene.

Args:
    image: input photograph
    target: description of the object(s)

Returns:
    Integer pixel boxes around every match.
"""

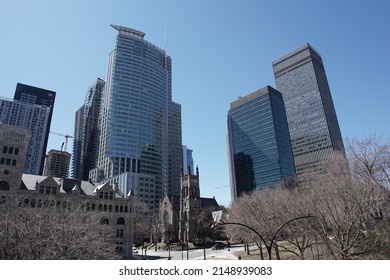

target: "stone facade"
[155,167,220,243]
[0,124,134,258]
[0,124,31,191]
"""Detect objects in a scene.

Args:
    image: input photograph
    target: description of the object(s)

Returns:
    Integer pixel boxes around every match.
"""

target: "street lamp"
[221,215,314,260]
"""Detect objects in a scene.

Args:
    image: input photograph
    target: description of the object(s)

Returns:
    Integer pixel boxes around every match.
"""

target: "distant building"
[272,43,344,180]
[182,145,194,175]
[14,83,56,175]
[43,149,71,178]
[0,124,134,258]
[227,86,296,199]
[72,78,105,180]
[0,96,50,175]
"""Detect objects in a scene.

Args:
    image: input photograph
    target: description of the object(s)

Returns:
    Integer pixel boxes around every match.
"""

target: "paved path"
[133,244,245,260]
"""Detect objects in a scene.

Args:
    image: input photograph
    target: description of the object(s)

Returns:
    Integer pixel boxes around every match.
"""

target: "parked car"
[211,243,225,250]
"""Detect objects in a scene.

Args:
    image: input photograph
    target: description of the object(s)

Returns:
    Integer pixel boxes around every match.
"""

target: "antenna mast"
[164,20,167,53]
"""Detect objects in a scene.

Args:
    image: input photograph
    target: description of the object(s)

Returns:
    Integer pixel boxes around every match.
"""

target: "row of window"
[2,146,19,155]
[18,198,131,213]
[0,158,17,166]
[38,186,57,195]
[99,191,114,200]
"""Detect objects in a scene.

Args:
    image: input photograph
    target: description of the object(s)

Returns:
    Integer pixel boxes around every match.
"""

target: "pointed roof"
[93,182,114,194]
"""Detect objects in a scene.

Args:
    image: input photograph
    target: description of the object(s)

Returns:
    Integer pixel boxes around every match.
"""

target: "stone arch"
[117,217,125,225]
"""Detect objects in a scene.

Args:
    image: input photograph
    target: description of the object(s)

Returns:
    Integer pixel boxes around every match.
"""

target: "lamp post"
[168,223,171,260]
[221,215,314,260]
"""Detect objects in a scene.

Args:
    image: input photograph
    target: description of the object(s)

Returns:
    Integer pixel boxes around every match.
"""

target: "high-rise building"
[227,86,296,199]
[43,149,71,178]
[14,83,56,174]
[272,43,344,179]
[72,78,105,180]
[0,97,50,175]
[182,145,194,175]
[90,25,182,211]
[168,101,182,195]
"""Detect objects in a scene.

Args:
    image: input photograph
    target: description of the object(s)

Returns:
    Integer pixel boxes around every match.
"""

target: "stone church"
[155,167,221,243]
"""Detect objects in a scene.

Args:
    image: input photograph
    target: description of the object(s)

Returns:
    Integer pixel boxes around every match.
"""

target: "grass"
[231,241,325,260]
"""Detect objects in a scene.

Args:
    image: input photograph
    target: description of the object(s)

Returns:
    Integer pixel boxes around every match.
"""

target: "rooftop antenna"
[164,20,167,53]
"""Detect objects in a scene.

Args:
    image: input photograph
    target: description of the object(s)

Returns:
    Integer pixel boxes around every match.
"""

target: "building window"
[117,217,125,225]
[0,181,10,191]
[116,229,124,238]
[2,146,7,153]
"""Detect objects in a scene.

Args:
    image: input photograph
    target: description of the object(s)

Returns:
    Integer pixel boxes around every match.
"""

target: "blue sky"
[1,0,389,207]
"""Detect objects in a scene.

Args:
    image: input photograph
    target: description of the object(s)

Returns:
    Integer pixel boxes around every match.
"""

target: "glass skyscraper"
[72,78,105,180]
[227,86,296,199]
[182,145,194,175]
[14,83,56,174]
[272,43,344,179]
[90,25,182,210]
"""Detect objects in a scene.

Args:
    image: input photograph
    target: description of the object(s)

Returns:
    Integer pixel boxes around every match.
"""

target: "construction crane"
[50,131,74,152]
[214,185,229,190]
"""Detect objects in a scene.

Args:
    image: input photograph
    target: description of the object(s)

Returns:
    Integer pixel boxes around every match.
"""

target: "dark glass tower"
[227,86,296,199]
[14,83,56,174]
[72,78,105,180]
[272,43,344,179]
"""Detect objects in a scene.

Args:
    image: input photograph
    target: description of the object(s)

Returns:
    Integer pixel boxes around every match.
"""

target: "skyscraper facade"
[168,101,182,195]
[14,83,56,174]
[182,145,194,175]
[90,25,182,211]
[227,86,296,199]
[0,97,50,175]
[272,43,344,179]
[72,78,105,180]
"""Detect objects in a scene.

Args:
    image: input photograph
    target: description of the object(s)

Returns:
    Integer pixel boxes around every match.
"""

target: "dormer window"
[99,191,114,199]
[38,185,57,195]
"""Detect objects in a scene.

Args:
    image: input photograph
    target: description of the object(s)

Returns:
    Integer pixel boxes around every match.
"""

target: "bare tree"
[0,194,119,260]
[304,150,390,259]
[347,135,390,190]
[132,197,151,246]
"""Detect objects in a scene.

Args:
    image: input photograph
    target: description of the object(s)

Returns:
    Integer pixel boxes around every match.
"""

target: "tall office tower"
[91,25,182,211]
[72,78,105,180]
[227,86,296,200]
[182,145,194,175]
[272,43,344,179]
[43,149,71,177]
[14,83,56,174]
[168,101,182,195]
[0,97,50,175]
